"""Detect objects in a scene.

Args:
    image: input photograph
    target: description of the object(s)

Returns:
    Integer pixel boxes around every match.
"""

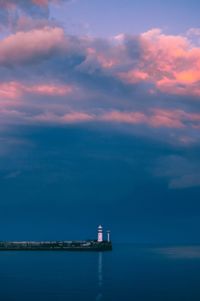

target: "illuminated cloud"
[101,111,148,125]
[0,27,66,66]
[0,81,72,100]
[100,109,200,129]
[32,111,95,124]
[0,16,199,150]
[119,28,200,97]
[3,108,198,134]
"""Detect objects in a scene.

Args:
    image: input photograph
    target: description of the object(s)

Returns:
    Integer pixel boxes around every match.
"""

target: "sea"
[1,244,200,301]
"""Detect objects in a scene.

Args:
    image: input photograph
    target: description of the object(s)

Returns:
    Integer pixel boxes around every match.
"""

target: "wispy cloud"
[154,155,200,189]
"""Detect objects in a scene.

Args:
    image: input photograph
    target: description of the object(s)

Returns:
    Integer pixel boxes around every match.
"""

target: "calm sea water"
[1,244,200,301]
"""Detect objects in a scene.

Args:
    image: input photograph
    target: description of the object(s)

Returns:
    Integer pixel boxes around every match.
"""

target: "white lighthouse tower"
[97,225,103,242]
[107,230,111,242]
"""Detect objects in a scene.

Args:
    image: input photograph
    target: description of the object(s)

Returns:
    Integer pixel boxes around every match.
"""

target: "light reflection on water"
[96,252,103,301]
[0,245,200,300]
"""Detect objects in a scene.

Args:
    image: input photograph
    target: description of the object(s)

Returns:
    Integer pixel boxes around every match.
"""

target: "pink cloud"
[101,111,148,124]
[62,112,95,123]
[0,25,200,138]
[31,0,48,5]
[100,109,200,129]
[0,82,22,100]
[0,27,65,65]
[0,81,73,110]
[0,81,72,97]
[118,70,149,83]
[25,84,72,96]
[149,109,185,128]
[2,25,200,100]
[1,105,200,132]
[119,29,200,97]
[32,112,94,124]
[85,45,123,70]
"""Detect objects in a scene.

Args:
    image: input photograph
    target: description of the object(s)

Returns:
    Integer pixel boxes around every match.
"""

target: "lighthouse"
[97,225,103,242]
[107,230,111,242]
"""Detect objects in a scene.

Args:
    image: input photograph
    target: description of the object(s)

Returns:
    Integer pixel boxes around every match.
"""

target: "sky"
[0,0,200,243]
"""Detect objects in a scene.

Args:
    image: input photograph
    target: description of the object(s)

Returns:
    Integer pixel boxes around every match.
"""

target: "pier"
[0,226,112,251]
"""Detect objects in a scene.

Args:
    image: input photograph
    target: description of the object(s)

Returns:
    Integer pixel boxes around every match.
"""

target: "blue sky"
[51,0,200,36]
[0,0,200,243]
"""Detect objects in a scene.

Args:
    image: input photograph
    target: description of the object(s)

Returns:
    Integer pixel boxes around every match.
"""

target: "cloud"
[3,108,199,133]
[32,111,95,124]
[0,27,66,66]
[0,25,200,147]
[0,0,69,21]
[170,174,200,189]
[154,155,200,189]
[187,28,200,37]
[0,81,72,98]
[1,26,200,100]
[100,109,187,128]
[0,1,70,12]
[118,28,200,97]
[101,111,148,125]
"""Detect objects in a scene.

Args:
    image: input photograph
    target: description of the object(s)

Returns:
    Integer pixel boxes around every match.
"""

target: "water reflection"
[96,252,103,301]
[153,246,200,259]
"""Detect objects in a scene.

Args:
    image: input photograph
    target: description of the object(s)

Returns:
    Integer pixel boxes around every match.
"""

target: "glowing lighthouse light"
[98,225,103,242]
